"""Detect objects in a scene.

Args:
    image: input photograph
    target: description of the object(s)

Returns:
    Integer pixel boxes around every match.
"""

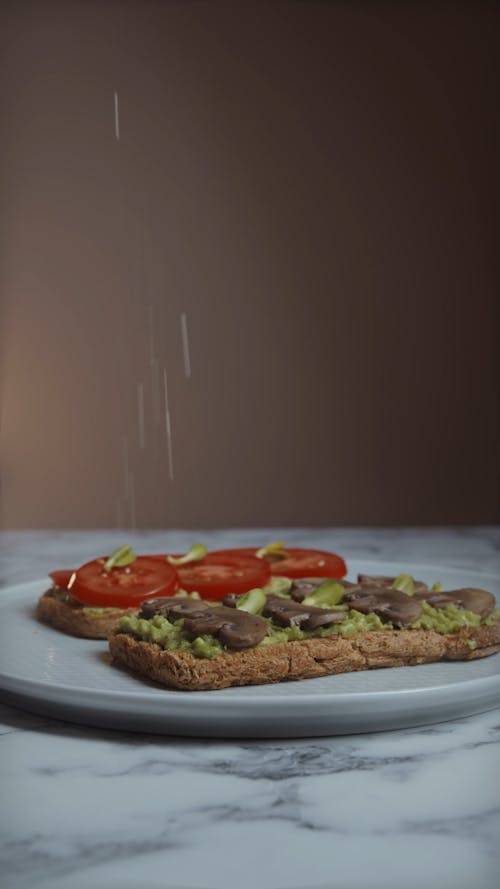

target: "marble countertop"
[1,528,499,889]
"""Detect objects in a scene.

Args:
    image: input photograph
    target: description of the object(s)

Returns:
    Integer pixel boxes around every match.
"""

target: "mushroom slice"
[263,595,345,630]
[357,574,428,595]
[140,597,212,620]
[344,587,422,626]
[183,605,269,649]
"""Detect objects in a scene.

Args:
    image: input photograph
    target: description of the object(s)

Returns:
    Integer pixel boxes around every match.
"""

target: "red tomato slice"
[269,548,347,579]
[49,570,75,589]
[221,547,347,579]
[71,556,179,607]
[176,551,271,600]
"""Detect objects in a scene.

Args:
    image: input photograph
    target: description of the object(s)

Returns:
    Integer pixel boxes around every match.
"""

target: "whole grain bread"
[37,591,136,640]
[108,621,500,691]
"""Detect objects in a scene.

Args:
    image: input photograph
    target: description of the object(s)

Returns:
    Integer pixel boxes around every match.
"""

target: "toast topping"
[184,606,269,649]
[413,587,495,618]
[140,597,210,620]
[285,577,355,603]
[139,596,269,649]
[343,587,423,626]
[262,595,345,630]
[114,579,500,658]
[289,578,329,602]
[357,574,429,595]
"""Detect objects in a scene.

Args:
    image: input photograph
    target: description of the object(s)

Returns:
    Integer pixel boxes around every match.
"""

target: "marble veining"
[1,528,499,889]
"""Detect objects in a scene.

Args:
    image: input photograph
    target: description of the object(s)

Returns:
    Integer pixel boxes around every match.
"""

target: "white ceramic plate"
[0,560,499,737]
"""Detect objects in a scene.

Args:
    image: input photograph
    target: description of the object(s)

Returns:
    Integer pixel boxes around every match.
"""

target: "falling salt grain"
[114,91,120,141]
[180,313,191,378]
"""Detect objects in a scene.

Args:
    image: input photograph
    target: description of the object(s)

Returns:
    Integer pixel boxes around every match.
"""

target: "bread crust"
[109,621,500,691]
[37,591,136,640]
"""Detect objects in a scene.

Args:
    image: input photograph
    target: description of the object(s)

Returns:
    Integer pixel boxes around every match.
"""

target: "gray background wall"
[1,0,499,529]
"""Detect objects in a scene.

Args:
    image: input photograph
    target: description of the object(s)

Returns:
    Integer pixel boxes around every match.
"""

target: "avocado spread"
[117,586,499,658]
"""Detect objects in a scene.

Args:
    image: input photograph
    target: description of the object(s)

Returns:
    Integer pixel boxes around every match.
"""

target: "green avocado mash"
[409,601,482,632]
[119,613,224,657]
[118,588,497,658]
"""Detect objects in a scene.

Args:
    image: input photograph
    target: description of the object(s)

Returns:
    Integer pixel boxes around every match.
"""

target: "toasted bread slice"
[37,590,136,640]
[109,621,500,691]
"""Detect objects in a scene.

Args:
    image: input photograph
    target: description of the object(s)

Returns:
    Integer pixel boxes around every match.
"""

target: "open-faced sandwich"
[36,545,181,639]
[108,561,500,691]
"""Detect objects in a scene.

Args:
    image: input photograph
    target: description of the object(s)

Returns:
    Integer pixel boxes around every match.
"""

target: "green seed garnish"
[167,543,207,566]
[255,541,287,560]
[392,574,415,595]
[303,580,345,607]
[104,545,137,572]
[236,587,266,615]
[262,576,293,597]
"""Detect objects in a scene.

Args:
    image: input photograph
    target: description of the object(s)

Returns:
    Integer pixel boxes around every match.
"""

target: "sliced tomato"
[49,569,75,589]
[268,548,347,579]
[71,556,179,607]
[176,551,271,600]
[218,546,347,579]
